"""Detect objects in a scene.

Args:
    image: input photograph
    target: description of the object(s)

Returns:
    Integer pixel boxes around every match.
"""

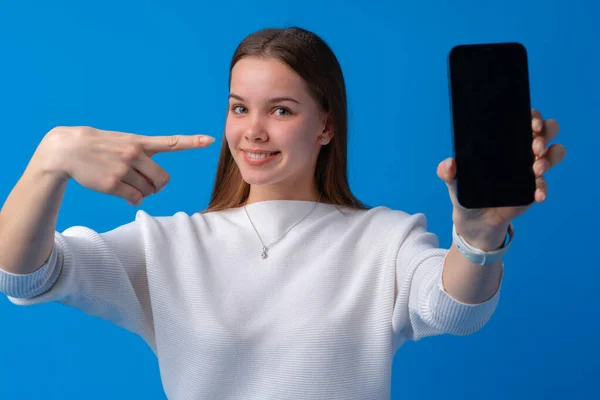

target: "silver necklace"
[244,194,322,259]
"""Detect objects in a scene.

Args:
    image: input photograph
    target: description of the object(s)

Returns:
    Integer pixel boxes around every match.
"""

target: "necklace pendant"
[261,247,268,259]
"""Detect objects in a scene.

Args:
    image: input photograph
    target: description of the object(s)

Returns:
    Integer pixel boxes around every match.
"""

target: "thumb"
[437,157,459,204]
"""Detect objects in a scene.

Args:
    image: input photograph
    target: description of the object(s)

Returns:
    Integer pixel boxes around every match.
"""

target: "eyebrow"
[229,93,300,104]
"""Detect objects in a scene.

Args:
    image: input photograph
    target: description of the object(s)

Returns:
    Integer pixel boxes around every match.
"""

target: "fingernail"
[445,159,453,169]
[199,136,215,145]
[533,119,543,131]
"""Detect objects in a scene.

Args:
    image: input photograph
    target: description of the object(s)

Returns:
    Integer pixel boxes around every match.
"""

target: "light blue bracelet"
[452,223,514,266]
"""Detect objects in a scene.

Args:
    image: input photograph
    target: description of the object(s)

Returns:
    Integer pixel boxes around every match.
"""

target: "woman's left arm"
[442,231,506,305]
[438,109,566,305]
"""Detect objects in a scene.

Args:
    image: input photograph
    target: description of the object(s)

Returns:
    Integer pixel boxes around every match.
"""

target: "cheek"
[225,118,243,146]
[281,128,318,163]
[292,120,320,148]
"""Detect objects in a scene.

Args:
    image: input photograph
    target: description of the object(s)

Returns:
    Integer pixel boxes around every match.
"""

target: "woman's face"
[225,56,331,198]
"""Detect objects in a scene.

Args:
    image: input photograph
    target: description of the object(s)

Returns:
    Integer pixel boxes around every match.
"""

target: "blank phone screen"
[448,43,536,208]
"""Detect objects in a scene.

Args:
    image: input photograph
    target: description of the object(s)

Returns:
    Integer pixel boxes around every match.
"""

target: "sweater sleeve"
[0,211,155,351]
[391,213,502,350]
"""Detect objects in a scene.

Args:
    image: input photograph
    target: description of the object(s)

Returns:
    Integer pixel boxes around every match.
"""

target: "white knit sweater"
[0,200,502,399]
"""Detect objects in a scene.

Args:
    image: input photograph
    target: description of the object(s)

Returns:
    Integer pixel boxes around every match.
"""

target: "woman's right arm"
[0,144,70,275]
[0,126,214,349]
[0,126,160,344]
[0,126,214,275]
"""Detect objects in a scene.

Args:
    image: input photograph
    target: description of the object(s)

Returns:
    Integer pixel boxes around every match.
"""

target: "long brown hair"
[204,27,369,213]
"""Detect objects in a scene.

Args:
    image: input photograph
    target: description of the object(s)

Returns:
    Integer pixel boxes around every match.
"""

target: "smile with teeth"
[246,151,278,159]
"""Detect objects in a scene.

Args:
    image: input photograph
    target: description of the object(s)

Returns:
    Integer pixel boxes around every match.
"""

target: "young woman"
[0,27,565,399]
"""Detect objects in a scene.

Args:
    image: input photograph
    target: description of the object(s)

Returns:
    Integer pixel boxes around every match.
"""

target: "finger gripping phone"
[448,42,536,209]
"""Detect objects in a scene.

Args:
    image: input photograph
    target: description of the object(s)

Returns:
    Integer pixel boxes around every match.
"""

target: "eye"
[274,107,292,117]
[231,105,247,114]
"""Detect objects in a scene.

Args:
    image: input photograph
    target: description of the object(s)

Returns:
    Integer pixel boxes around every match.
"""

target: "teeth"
[247,152,274,159]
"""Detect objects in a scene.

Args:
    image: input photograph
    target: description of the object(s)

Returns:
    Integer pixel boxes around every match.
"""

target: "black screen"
[448,42,536,208]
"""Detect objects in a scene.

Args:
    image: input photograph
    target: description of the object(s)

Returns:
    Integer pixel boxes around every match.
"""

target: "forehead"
[230,56,309,97]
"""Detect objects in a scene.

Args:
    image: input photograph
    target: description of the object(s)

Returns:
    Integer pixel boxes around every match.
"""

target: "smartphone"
[447,42,536,209]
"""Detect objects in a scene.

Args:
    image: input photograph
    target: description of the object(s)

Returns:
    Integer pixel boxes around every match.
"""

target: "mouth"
[242,150,281,165]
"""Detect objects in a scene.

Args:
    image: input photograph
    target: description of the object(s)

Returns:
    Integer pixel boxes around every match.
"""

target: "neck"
[244,184,321,206]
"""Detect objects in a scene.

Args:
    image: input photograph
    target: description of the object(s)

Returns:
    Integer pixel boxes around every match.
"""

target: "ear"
[321,113,334,140]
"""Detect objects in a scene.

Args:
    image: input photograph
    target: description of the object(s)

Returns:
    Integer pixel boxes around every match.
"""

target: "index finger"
[138,134,216,154]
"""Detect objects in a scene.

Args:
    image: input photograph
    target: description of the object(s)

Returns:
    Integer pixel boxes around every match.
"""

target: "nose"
[244,113,268,142]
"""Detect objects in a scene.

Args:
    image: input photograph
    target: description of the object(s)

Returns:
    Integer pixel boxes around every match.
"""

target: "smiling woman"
[0,25,565,400]
[206,27,368,212]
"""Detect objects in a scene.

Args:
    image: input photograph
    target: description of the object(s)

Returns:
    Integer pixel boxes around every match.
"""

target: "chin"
[239,171,281,186]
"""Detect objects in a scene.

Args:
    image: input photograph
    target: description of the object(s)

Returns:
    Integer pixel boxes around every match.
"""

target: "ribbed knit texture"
[0,200,501,399]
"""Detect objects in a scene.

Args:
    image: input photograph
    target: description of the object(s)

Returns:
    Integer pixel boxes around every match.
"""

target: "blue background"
[0,0,597,399]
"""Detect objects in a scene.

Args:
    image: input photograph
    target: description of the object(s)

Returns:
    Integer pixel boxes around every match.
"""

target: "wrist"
[454,222,510,251]
[452,222,514,266]
[30,134,71,183]
[29,151,70,185]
